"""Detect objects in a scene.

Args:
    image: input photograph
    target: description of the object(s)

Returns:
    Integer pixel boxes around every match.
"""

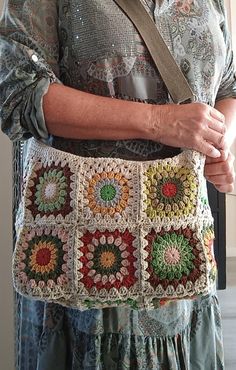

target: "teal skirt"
[16,292,224,369]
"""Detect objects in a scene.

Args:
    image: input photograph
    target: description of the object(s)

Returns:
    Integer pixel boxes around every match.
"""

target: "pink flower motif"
[164,247,181,265]
[47,279,55,288]
[57,274,68,285]
[38,281,46,289]
[18,262,26,270]
[62,264,69,273]
[19,251,26,259]
[29,279,36,288]
[19,271,28,283]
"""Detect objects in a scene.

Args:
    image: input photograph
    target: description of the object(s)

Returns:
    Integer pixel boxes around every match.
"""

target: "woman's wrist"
[143,104,170,143]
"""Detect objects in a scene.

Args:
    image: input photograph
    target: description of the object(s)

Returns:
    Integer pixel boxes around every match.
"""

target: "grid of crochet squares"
[13,141,216,309]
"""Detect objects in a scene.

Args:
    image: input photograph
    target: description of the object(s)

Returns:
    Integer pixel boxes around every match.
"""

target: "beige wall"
[225,0,236,257]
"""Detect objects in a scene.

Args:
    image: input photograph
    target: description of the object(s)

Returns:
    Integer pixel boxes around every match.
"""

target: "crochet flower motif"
[145,227,203,289]
[29,240,58,274]
[16,228,70,289]
[79,230,138,291]
[27,164,73,217]
[84,171,131,218]
[144,164,198,220]
[152,233,195,280]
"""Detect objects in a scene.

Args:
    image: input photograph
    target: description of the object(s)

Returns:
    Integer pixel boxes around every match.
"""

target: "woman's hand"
[151,102,226,158]
[204,151,235,193]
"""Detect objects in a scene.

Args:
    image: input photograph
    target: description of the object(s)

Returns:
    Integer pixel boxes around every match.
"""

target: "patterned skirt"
[16,291,224,370]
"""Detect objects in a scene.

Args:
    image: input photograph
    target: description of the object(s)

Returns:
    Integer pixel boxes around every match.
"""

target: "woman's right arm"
[43,83,226,158]
[0,0,226,158]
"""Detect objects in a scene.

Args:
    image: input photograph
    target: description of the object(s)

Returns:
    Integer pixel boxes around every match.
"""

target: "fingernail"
[213,149,221,158]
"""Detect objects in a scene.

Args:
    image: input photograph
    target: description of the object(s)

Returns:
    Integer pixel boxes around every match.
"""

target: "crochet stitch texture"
[13,139,216,310]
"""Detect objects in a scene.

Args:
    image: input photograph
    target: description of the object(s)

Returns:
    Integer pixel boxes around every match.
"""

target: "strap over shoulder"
[113,0,195,104]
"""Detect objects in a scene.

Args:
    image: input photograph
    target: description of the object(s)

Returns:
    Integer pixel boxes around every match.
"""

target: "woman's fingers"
[209,107,225,124]
[205,150,229,163]
[207,116,226,135]
[205,152,235,175]
[196,141,221,158]
[204,128,227,150]
[193,105,227,155]
[204,151,235,193]
[156,103,227,157]
[214,184,235,193]
[206,173,235,185]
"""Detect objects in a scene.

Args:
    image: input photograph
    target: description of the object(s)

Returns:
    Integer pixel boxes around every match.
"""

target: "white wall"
[0,2,15,370]
[225,0,236,257]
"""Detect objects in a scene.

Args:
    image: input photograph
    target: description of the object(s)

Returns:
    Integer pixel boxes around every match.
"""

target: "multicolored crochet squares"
[144,227,205,294]
[13,225,74,298]
[13,140,216,309]
[143,163,198,220]
[81,161,139,223]
[23,160,77,223]
[78,229,139,293]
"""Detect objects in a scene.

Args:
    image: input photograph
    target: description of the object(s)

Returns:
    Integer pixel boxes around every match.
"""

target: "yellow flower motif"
[144,164,198,219]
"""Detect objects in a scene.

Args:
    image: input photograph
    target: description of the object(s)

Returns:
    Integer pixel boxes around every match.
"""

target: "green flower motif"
[100,184,117,202]
[151,232,195,280]
[35,169,68,213]
[94,178,122,207]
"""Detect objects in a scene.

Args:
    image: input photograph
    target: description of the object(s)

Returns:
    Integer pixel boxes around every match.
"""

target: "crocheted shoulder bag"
[12,0,217,310]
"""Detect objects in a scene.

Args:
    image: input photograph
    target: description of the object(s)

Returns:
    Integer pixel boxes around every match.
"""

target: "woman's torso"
[42,0,227,159]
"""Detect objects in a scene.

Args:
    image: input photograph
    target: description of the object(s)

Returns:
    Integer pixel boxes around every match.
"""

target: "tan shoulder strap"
[113,0,195,104]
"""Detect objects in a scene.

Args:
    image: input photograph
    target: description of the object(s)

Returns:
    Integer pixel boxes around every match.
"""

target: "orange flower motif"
[85,171,130,217]
[100,251,116,269]
[29,241,57,274]
[79,229,138,291]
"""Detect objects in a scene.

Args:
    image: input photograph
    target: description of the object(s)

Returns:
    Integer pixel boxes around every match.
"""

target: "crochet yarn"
[13,139,216,310]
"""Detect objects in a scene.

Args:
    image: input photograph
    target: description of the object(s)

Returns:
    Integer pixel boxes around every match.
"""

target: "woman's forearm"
[43,83,152,140]
[43,82,227,159]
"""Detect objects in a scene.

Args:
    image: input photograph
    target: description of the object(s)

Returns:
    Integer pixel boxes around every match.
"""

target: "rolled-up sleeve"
[215,0,236,101]
[0,0,60,142]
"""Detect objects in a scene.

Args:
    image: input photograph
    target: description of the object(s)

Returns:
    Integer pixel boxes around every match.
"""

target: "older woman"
[0,0,236,369]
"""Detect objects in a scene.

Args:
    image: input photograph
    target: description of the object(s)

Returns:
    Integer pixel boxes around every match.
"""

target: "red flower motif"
[161,182,178,198]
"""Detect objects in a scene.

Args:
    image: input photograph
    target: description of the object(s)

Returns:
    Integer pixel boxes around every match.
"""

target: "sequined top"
[0,0,236,161]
